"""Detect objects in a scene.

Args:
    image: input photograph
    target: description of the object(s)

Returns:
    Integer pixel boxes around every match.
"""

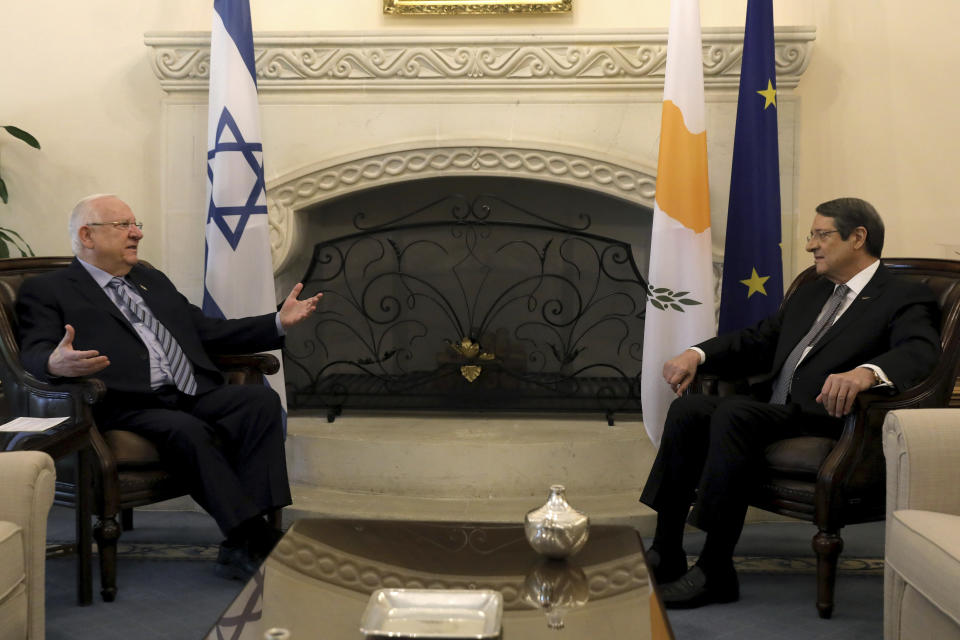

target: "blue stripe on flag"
[201,269,226,319]
[213,0,257,84]
[718,0,783,333]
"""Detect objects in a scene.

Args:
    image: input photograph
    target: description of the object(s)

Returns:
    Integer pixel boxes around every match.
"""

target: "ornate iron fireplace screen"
[283,193,650,423]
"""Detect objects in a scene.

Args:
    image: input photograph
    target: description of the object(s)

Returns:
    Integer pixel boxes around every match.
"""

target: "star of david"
[207,107,267,250]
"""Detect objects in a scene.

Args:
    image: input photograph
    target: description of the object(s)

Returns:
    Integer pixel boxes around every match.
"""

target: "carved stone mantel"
[145,28,814,291]
[267,143,658,273]
[146,28,815,92]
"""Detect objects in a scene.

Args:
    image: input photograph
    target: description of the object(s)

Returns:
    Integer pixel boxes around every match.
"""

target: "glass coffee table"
[208,518,673,639]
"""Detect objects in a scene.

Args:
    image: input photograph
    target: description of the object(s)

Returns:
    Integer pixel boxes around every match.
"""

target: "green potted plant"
[0,125,39,257]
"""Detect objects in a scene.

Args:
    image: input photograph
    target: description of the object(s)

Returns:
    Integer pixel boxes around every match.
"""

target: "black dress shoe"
[215,541,263,581]
[248,526,285,558]
[659,566,739,609]
[646,548,689,584]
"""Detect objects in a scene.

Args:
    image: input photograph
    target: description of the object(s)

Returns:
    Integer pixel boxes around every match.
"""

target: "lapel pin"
[140,284,148,291]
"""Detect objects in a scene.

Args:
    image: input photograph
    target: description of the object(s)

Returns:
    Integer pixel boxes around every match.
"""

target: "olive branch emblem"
[647,284,702,312]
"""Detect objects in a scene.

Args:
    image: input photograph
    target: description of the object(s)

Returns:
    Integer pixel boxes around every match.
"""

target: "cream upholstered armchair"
[883,409,960,640]
[0,451,55,640]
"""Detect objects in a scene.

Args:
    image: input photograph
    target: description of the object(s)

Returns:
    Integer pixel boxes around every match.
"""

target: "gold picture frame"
[384,0,572,16]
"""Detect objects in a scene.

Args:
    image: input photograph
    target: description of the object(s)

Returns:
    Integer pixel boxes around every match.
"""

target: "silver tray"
[359,588,503,639]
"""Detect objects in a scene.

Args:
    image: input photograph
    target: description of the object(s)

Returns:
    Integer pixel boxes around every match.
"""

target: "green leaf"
[670,303,683,311]
[0,240,9,258]
[2,126,41,149]
[0,227,34,256]
[650,299,664,311]
[652,287,670,294]
[678,299,702,306]
[674,291,689,297]
[0,177,7,204]
[0,227,27,242]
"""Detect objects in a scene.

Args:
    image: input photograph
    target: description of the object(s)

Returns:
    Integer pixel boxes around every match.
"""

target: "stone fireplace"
[145,27,815,523]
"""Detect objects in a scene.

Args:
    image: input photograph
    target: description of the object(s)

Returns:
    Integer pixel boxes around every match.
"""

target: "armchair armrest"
[7,371,105,421]
[690,373,758,399]
[214,353,280,385]
[2,370,122,517]
[883,409,960,517]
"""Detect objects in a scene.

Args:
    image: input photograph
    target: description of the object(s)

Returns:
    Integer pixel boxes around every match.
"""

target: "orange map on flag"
[655,99,711,234]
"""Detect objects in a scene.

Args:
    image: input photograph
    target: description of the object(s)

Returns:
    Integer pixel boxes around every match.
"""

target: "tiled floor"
[43,506,885,639]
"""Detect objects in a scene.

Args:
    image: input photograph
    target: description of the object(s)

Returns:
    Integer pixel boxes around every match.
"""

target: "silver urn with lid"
[524,485,590,559]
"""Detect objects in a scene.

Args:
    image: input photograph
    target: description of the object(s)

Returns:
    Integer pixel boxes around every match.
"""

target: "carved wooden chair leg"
[93,514,121,602]
[812,528,844,619]
[121,508,134,531]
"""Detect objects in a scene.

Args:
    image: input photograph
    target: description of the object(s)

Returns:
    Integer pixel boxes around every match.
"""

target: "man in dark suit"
[16,194,322,579]
[640,197,940,608]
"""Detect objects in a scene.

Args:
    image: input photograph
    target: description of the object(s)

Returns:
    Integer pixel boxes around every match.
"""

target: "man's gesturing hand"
[662,349,701,397]
[816,367,876,418]
[46,324,110,378]
[279,283,323,330]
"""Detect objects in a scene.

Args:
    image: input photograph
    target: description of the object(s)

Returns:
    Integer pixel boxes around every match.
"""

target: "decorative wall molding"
[266,144,657,272]
[145,28,815,92]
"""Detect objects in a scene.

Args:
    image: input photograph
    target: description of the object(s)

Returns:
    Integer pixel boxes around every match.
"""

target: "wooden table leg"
[76,447,93,606]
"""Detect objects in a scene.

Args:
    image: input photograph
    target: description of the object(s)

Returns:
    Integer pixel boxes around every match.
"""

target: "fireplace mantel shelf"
[145,27,815,92]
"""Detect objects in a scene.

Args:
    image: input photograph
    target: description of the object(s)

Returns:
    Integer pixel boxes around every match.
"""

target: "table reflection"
[208,519,670,640]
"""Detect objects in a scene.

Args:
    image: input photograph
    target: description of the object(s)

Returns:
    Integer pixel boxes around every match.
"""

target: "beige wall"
[0,0,955,275]
[793,0,960,274]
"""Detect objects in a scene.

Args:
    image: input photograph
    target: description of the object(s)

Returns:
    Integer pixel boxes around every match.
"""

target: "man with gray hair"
[16,194,322,579]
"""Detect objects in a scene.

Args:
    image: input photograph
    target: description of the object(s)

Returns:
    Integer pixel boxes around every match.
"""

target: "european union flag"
[718,0,783,334]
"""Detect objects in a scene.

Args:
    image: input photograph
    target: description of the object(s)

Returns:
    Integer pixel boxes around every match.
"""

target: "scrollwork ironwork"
[284,193,648,422]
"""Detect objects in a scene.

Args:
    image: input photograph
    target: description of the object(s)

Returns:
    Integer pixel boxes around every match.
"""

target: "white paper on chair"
[0,417,69,432]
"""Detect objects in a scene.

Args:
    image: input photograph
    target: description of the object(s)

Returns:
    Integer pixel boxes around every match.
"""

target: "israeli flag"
[203,0,287,414]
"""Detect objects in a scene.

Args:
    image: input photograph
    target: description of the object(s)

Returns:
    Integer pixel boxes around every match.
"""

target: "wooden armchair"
[0,257,280,603]
[699,258,960,618]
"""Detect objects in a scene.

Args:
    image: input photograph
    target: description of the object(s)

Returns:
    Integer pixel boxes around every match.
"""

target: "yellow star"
[740,268,770,298]
[757,79,777,109]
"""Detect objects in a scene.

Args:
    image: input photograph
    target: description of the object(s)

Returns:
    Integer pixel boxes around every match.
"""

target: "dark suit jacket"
[697,264,941,416]
[15,258,283,396]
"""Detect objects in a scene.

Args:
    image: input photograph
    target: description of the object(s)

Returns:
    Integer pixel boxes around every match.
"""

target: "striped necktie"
[769,284,849,405]
[108,277,198,395]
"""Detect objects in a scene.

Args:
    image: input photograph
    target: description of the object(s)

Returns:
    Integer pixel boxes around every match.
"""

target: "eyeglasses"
[806,230,839,243]
[87,221,144,231]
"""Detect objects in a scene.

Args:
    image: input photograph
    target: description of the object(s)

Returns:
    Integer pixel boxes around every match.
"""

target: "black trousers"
[640,393,841,542]
[95,384,292,535]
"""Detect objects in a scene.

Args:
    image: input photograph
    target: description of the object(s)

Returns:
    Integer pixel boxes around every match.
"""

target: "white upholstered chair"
[883,409,960,640]
[0,451,55,640]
